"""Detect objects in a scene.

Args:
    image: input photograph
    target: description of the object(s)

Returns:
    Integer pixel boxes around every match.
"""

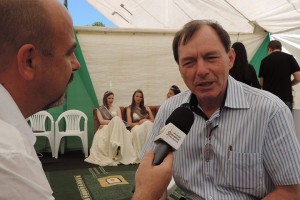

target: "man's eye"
[68,52,75,56]
[66,50,76,57]
[182,60,194,67]
[206,56,218,61]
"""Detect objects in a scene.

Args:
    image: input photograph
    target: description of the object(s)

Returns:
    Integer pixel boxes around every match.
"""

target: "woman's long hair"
[230,42,248,82]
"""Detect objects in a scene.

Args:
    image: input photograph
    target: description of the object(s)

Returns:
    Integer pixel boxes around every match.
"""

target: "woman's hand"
[138,119,148,125]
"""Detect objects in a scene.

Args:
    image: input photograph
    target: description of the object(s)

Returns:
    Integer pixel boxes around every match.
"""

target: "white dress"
[85,106,138,166]
[109,105,119,118]
[131,113,154,161]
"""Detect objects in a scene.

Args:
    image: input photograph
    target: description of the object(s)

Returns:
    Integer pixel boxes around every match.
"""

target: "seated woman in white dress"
[85,91,138,166]
[126,89,154,161]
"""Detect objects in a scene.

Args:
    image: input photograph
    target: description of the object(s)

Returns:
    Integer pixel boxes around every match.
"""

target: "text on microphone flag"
[154,123,187,150]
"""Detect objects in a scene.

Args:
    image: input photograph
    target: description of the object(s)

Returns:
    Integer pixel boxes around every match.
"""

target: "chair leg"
[47,135,55,158]
[80,135,88,158]
[49,139,55,158]
[54,136,62,159]
[60,137,65,155]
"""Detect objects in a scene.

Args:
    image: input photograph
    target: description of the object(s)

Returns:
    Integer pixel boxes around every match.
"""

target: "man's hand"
[132,151,173,200]
[262,184,300,200]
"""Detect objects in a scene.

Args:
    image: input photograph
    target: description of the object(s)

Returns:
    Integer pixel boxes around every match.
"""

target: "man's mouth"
[68,73,74,84]
[198,81,213,87]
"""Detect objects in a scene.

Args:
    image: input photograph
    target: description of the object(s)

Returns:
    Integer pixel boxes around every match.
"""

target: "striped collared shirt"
[142,76,300,200]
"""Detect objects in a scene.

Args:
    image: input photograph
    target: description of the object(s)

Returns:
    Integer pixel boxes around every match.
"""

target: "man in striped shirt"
[142,20,300,199]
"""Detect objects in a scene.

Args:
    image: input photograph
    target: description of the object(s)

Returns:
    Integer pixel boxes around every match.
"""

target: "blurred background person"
[127,89,154,161]
[259,40,300,111]
[166,85,181,98]
[230,42,260,89]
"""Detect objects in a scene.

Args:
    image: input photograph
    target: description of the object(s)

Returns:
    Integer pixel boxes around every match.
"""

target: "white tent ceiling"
[82,0,300,108]
[86,0,300,34]
[85,0,300,61]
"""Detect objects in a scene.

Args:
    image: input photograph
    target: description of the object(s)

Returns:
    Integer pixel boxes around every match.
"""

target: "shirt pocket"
[224,151,263,195]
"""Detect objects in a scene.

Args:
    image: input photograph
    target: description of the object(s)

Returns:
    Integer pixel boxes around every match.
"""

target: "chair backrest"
[27,110,54,132]
[56,110,87,132]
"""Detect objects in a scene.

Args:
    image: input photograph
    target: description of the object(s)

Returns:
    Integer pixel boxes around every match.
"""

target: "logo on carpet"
[98,175,129,187]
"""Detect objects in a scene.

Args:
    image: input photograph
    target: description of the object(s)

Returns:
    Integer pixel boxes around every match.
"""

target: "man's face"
[178,25,234,106]
[38,4,80,109]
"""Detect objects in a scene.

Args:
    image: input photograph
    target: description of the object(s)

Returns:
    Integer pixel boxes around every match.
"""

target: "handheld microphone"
[152,106,194,165]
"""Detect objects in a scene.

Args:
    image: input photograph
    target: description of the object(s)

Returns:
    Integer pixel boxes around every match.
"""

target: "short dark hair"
[0,0,54,62]
[172,20,231,64]
[268,40,282,51]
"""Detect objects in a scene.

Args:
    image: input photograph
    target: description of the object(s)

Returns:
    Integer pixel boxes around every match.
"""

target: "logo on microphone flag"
[154,123,187,150]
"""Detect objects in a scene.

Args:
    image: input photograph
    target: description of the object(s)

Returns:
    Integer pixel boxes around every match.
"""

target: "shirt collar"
[0,84,36,145]
[183,76,249,119]
[225,76,250,109]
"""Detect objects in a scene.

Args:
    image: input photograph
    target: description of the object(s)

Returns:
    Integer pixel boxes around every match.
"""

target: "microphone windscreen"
[165,106,194,134]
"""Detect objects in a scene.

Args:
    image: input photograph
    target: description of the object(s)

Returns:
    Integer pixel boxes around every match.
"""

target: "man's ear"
[267,48,272,54]
[17,44,37,80]
[228,48,235,69]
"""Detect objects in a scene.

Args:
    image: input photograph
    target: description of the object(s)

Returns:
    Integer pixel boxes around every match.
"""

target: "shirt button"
[208,196,213,200]
[205,171,210,178]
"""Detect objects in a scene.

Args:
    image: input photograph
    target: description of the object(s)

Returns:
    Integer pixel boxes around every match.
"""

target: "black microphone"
[152,106,194,165]
[132,106,194,194]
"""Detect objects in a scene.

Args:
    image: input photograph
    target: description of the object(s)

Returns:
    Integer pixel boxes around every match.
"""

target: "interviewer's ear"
[17,44,37,80]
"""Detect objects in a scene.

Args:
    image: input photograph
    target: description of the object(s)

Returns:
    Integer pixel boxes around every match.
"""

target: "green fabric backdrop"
[250,34,270,74]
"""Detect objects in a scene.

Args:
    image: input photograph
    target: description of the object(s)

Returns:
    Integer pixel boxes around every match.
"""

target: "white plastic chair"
[54,110,88,159]
[27,111,55,157]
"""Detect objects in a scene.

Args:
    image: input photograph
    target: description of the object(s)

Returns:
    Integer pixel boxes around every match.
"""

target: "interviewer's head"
[0,0,80,117]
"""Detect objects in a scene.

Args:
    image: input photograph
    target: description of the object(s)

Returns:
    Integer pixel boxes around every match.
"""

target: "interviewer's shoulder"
[0,120,26,151]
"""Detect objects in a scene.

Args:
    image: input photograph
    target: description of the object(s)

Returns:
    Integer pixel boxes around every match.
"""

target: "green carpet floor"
[46,164,185,200]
